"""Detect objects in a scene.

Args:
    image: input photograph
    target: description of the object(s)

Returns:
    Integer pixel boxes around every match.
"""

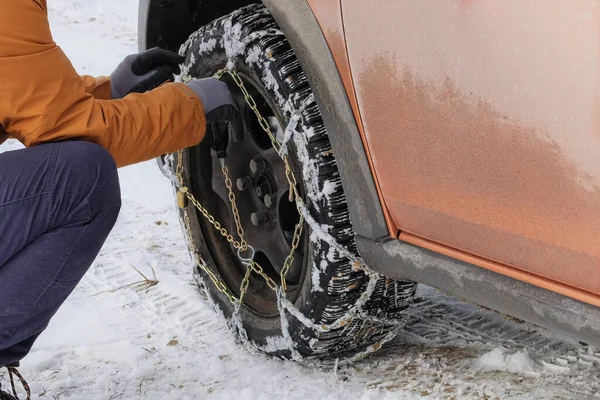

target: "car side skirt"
[358,235,600,349]
[401,232,600,309]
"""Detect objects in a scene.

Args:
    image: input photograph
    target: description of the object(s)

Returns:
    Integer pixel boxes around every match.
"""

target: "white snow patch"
[223,18,246,61]
[305,126,318,140]
[326,246,337,263]
[161,153,177,183]
[292,129,322,206]
[263,335,291,352]
[311,261,324,292]
[263,64,280,92]
[540,360,571,375]
[473,348,540,377]
[322,180,340,199]
[245,45,262,65]
[198,38,218,54]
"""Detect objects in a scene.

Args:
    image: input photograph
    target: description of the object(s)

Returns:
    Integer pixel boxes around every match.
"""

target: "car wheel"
[170,4,417,361]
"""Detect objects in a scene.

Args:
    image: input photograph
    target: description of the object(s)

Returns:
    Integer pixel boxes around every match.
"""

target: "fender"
[139,0,254,52]
[139,0,390,241]
[261,0,391,241]
[138,0,194,52]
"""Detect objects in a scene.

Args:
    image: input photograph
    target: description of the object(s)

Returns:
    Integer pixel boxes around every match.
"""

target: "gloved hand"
[186,78,244,158]
[110,47,184,99]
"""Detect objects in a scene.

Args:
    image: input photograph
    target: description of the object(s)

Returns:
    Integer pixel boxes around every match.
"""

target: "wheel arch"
[138,0,390,241]
[138,0,257,52]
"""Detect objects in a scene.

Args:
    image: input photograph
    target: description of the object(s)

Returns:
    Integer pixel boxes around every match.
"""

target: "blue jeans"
[0,141,121,366]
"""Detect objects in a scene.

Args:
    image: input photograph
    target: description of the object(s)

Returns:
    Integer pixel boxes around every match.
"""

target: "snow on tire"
[175,4,417,362]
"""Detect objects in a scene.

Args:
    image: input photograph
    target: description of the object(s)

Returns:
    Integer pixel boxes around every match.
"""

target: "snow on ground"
[1,0,599,398]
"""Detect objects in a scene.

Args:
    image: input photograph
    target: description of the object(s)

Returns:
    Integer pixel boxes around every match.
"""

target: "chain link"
[181,199,239,305]
[280,215,304,291]
[222,162,248,251]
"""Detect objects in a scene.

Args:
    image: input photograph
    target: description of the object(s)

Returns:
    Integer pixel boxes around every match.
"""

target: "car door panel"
[341,0,600,294]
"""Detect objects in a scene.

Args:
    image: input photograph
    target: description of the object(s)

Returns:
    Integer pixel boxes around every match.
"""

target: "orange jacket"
[0,0,206,167]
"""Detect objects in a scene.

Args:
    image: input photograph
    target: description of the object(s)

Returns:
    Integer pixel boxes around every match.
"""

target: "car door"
[341,0,600,296]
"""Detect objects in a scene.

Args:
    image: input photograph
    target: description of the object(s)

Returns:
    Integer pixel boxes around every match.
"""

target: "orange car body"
[307,0,600,307]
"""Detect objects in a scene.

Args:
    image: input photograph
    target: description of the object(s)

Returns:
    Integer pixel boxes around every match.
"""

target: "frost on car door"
[341,0,600,297]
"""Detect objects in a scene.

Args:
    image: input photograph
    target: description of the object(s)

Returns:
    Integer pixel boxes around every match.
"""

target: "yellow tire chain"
[173,69,393,357]
[175,68,303,306]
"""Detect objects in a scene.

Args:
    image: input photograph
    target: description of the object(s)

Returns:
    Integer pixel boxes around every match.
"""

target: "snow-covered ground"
[1,0,600,398]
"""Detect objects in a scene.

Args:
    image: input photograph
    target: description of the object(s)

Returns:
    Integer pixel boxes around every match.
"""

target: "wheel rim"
[189,69,307,317]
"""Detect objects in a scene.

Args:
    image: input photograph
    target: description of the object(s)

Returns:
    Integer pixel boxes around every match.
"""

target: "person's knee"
[54,141,121,212]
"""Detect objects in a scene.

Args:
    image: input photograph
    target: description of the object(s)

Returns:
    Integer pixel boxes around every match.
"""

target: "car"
[139,0,600,362]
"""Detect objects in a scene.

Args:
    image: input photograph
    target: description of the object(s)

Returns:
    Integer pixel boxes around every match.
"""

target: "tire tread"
[180,4,417,360]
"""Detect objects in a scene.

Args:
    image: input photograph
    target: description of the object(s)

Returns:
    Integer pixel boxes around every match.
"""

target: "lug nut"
[264,194,276,208]
[251,212,269,226]
[250,158,266,174]
[236,177,253,191]
[255,182,270,198]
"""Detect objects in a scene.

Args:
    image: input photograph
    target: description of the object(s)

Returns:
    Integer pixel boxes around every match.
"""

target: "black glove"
[110,47,184,99]
[185,78,244,158]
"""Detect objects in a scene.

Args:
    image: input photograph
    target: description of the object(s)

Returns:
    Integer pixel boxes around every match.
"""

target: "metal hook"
[237,244,256,265]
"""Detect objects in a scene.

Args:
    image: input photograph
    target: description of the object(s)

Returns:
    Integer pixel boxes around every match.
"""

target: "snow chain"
[173,68,388,361]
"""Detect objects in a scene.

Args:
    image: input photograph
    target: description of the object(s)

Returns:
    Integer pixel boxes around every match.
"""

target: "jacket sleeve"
[81,75,112,100]
[0,0,206,168]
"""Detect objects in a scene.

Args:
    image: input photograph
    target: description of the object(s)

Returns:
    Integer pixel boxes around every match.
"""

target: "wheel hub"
[237,160,278,214]
[209,73,305,288]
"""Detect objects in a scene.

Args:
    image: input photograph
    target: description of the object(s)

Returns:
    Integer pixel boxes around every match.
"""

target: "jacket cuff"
[172,82,207,144]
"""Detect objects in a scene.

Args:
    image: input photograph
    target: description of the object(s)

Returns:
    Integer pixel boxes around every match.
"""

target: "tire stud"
[251,212,268,226]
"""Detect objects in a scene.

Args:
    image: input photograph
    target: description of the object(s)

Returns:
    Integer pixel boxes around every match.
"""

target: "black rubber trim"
[138,0,195,52]
[358,236,600,348]
[139,0,259,52]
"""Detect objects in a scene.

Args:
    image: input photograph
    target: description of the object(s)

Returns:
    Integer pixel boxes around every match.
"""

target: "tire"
[174,4,417,362]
